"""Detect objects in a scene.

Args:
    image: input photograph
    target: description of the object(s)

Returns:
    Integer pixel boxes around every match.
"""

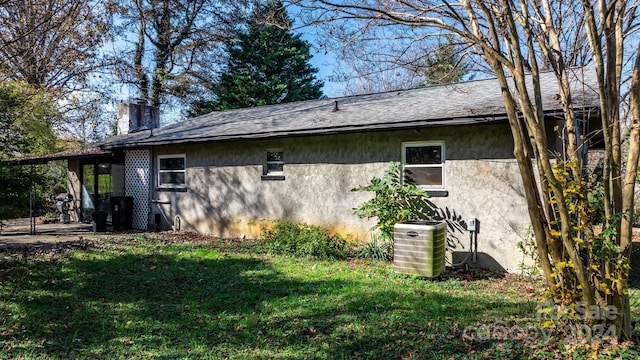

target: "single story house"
[13,68,601,271]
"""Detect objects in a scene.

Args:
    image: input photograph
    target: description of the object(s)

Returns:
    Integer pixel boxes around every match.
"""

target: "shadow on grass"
[1,249,532,359]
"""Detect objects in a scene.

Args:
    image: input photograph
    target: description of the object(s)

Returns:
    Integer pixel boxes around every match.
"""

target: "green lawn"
[1,233,638,359]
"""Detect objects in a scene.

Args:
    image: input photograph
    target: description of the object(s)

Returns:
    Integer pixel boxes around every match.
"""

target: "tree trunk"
[491,65,558,291]
[619,44,640,340]
[134,22,149,102]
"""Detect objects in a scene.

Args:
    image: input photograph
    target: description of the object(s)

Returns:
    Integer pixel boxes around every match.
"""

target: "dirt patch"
[0,218,133,248]
[0,238,100,258]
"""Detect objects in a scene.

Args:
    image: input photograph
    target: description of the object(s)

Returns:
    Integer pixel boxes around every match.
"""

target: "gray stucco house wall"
[150,121,529,270]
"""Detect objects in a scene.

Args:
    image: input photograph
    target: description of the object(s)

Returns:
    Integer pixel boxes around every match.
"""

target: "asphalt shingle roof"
[100,67,599,149]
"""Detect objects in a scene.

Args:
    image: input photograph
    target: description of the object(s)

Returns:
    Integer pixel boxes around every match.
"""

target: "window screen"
[402,142,445,189]
[158,154,186,188]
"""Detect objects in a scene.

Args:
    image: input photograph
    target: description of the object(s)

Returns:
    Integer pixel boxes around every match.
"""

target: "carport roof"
[7,145,114,165]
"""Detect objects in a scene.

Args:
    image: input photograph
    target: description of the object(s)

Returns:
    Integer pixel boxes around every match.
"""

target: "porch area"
[0,218,116,248]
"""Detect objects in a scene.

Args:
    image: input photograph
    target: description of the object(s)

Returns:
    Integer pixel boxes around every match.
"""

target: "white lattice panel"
[125,149,151,230]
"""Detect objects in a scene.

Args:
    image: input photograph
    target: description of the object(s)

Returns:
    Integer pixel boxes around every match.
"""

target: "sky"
[306,41,341,98]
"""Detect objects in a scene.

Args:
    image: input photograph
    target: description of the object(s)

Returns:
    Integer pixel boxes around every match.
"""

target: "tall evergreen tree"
[416,35,469,86]
[190,0,323,115]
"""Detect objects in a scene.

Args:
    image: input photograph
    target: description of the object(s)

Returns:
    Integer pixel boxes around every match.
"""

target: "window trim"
[402,141,446,193]
[157,154,187,189]
[262,149,285,180]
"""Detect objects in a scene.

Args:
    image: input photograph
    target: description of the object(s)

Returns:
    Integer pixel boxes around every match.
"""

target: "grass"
[1,233,639,359]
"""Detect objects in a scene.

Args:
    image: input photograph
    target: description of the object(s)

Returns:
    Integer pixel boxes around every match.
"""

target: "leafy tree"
[0,0,114,141]
[415,35,470,86]
[0,0,110,92]
[0,81,60,220]
[297,0,640,340]
[190,0,323,115]
[0,82,57,157]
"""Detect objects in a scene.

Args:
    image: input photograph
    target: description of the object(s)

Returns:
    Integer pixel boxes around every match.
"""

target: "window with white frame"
[262,149,284,179]
[157,154,186,188]
[402,141,445,190]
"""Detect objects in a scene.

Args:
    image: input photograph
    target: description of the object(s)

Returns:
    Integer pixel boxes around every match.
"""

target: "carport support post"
[28,164,36,235]
[29,189,36,235]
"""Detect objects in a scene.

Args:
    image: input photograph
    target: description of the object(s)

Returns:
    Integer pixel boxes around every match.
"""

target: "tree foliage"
[352,162,430,241]
[416,35,470,86]
[0,82,57,157]
[0,81,61,220]
[0,0,114,142]
[190,0,323,115]
[295,0,640,341]
[0,0,110,92]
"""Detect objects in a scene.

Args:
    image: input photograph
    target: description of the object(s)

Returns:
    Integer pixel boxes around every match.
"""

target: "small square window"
[262,150,285,180]
[158,154,186,188]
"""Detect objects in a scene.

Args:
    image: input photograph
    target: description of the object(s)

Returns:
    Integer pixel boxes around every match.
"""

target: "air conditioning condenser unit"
[393,221,446,278]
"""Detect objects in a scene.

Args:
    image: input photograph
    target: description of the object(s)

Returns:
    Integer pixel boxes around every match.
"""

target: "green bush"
[260,220,350,260]
[352,162,431,240]
[0,163,55,221]
[357,232,392,261]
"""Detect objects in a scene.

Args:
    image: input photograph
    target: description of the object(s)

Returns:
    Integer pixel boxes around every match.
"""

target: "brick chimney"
[117,99,160,135]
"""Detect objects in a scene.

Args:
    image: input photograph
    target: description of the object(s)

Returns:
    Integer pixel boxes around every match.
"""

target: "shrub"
[352,161,432,240]
[260,220,350,260]
[357,232,392,261]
